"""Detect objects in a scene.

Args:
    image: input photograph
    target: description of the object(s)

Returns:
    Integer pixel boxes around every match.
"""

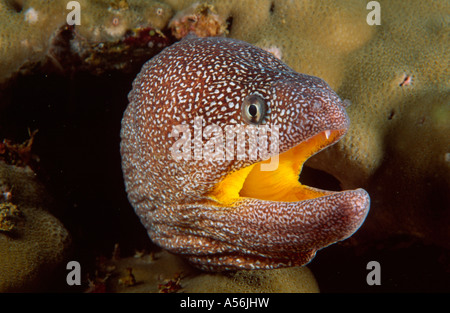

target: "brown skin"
[120,36,370,271]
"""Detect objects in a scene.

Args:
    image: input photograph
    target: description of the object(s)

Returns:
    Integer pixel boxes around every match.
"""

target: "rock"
[102,250,319,293]
[0,0,174,82]
[0,161,71,292]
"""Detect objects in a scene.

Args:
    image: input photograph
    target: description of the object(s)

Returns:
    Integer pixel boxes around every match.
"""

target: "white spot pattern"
[120,36,369,271]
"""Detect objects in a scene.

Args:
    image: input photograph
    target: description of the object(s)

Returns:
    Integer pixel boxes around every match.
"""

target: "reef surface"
[0,0,448,292]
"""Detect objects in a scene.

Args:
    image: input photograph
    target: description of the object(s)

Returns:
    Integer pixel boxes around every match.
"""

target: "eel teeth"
[325,130,331,139]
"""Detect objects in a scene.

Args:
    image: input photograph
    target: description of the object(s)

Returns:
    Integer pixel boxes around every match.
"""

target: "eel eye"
[241,94,267,125]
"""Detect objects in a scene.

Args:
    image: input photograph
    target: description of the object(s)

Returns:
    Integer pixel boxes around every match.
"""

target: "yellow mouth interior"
[208,130,343,205]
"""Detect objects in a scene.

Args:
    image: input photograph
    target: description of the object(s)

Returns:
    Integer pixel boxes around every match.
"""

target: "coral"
[74,0,172,43]
[158,272,183,293]
[102,250,319,293]
[0,129,39,168]
[0,0,447,292]
[118,267,137,287]
[0,0,67,82]
[183,265,319,293]
[169,2,228,39]
[0,202,22,232]
[0,0,174,82]
[162,0,450,248]
[0,161,71,292]
[70,0,174,74]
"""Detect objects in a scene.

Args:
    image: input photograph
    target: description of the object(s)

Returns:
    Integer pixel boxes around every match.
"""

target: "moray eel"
[120,36,370,271]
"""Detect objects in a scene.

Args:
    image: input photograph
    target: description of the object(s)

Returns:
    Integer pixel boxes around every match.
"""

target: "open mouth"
[208,129,346,205]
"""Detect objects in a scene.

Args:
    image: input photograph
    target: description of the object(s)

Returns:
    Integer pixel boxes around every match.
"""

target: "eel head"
[120,36,370,271]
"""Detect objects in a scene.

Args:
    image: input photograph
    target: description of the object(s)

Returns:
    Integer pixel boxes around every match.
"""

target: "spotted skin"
[120,36,370,271]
